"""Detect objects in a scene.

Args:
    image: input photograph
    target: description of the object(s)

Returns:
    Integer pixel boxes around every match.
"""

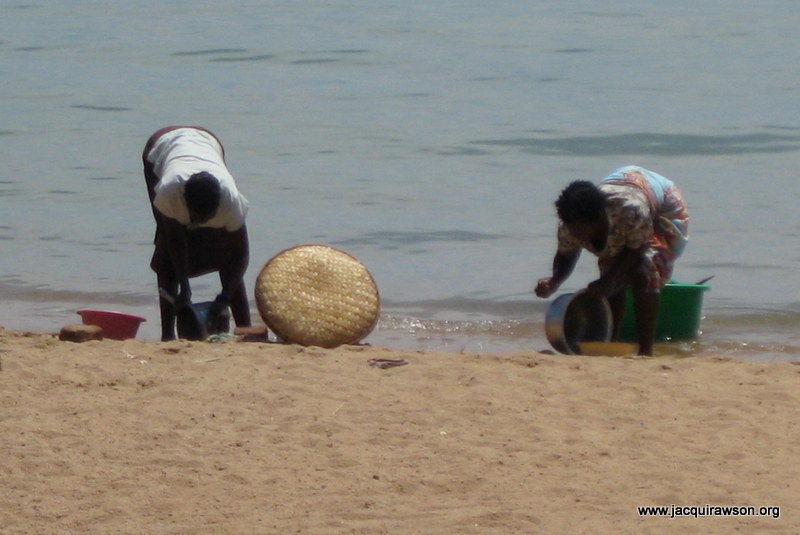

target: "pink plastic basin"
[77,309,147,340]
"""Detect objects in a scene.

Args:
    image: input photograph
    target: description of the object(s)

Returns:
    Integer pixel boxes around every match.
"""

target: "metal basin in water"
[160,288,231,341]
[177,301,230,341]
[545,291,613,354]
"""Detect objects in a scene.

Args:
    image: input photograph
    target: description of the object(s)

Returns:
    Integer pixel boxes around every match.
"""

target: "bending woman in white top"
[143,126,251,340]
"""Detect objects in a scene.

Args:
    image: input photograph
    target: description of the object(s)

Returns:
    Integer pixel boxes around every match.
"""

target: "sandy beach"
[1,326,797,534]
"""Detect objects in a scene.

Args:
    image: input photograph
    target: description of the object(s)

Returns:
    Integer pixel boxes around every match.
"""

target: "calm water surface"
[1,1,799,361]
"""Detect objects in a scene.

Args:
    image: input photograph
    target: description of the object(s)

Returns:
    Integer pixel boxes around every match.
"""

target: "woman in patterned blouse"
[536,166,689,355]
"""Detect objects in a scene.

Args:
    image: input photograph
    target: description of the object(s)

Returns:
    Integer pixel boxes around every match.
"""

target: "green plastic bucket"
[619,282,709,342]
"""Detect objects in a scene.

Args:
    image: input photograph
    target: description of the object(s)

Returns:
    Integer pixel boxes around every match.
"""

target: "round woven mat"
[255,245,380,348]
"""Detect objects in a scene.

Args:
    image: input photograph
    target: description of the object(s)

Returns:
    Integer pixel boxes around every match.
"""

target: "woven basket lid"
[255,245,380,348]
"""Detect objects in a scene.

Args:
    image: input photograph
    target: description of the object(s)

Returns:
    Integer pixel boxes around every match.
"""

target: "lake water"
[2,1,799,361]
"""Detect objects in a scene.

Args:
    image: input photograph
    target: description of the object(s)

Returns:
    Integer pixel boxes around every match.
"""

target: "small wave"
[371,314,547,354]
[212,54,277,63]
[471,132,800,156]
[0,280,151,306]
[379,315,539,338]
[172,49,248,56]
[330,49,370,55]
[333,229,508,248]
[704,305,800,329]
[70,104,132,112]
[383,295,546,318]
[290,58,339,65]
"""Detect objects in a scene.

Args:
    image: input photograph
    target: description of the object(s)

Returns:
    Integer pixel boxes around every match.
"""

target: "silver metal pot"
[176,301,230,341]
[545,291,613,354]
[159,288,230,341]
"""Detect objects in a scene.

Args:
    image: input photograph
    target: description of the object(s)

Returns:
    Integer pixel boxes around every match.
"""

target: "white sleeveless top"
[147,128,248,231]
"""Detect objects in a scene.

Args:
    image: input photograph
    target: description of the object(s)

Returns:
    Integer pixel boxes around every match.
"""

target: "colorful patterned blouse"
[557,166,689,287]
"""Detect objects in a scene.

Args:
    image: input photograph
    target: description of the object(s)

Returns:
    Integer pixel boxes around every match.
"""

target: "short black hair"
[555,180,607,224]
[184,172,221,218]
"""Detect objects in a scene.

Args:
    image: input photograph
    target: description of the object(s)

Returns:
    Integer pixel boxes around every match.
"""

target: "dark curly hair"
[184,172,221,218]
[554,180,607,224]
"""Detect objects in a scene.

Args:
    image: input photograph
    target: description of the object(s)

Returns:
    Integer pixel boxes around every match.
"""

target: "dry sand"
[1,327,798,534]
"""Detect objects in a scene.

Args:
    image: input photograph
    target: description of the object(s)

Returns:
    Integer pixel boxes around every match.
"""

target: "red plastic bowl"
[77,309,147,340]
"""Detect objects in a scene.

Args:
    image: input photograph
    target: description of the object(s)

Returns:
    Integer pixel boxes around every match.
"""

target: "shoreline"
[1,290,799,362]
[1,327,799,533]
